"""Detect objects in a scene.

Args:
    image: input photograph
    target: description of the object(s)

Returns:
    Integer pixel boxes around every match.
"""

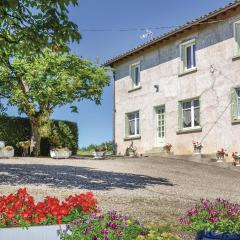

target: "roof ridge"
[104,1,240,66]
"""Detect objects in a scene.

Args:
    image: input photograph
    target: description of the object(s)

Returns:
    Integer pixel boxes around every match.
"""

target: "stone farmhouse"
[105,1,240,156]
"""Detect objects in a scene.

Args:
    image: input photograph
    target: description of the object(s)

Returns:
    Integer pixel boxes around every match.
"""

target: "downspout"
[112,70,116,155]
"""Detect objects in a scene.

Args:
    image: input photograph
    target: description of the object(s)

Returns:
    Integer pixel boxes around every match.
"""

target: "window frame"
[130,62,141,89]
[179,39,197,73]
[233,20,240,57]
[180,98,201,130]
[125,111,140,137]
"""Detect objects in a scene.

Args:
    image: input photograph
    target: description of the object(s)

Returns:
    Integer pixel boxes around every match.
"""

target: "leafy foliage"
[0,115,78,155]
[0,49,110,115]
[137,225,180,240]
[0,0,80,57]
[78,141,113,155]
[180,198,240,233]
[0,188,96,228]
[60,210,145,240]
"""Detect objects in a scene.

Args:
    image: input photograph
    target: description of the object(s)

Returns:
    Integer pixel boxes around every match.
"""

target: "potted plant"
[17,141,31,156]
[0,141,5,148]
[180,198,240,240]
[193,141,203,154]
[93,146,106,159]
[59,210,145,240]
[216,148,228,162]
[0,146,14,158]
[0,188,96,240]
[126,141,137,157]
[50,147,72,159]
[232,152,240,166]
[163,143,173,154]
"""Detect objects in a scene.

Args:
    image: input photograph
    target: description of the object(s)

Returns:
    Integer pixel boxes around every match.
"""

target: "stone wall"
[114,12,240,156]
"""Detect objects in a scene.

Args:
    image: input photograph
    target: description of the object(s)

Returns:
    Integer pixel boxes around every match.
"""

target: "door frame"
[154,105,166,147]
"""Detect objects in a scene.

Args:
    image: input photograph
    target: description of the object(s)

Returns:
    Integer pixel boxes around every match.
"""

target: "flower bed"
[60,209,146,240]
[0,188,96,228]
[180,198,240,238]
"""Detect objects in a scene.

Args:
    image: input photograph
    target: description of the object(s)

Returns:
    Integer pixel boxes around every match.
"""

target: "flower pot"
[217,158,224,163]
[0,141,5,147]
[93,151,105,159]
[0,149,14,158]
[50,150,72,159]
[196,231,240,240]
[193,148,202,154]
[0,224,66,240]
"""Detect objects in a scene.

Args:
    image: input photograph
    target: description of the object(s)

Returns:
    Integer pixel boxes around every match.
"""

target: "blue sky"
[7,0,232,147]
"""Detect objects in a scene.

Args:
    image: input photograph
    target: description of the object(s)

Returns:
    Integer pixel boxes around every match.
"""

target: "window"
[130,62,140,88]
[179,98,200,129]
[126,111,140,136]
[180,40,196,73]
[231,88,240,120]
[234,20,240,56]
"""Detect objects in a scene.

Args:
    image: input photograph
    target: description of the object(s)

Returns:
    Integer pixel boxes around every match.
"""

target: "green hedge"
[0,116,78,156]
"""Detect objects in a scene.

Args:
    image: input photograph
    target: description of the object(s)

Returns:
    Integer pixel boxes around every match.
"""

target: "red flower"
[0,188,97,227]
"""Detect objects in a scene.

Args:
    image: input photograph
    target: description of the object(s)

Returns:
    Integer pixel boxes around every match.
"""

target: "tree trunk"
[30,118,41,156]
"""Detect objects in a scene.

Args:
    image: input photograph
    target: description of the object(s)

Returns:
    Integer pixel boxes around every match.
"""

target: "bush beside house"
[0,116,78,156]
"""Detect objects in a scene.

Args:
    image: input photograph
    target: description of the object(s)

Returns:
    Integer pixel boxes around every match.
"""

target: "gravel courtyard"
[0,156,239,225]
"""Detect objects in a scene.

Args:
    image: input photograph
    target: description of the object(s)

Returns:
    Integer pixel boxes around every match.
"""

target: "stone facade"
[112,11,240,156]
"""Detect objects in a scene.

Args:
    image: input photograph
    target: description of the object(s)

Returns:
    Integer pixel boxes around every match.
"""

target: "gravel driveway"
[0,156,239,225]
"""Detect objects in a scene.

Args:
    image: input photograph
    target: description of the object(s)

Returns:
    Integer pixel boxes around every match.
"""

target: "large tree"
[0,0,110,155]
[0,49,110,156]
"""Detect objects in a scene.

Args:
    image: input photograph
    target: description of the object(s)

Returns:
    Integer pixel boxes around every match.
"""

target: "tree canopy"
[0,0,80,55]
[0,49,110,116]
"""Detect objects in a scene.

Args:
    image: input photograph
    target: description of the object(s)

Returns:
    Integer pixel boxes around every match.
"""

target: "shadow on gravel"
[0,163,174,190]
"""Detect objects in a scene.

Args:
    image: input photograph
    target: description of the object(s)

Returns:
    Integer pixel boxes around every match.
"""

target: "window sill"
[128,86,142,93]
[178,68,197,77]
[124,135,141,141]
[232,119,240,125]
[176,127,202,135]
[232,55,240,61]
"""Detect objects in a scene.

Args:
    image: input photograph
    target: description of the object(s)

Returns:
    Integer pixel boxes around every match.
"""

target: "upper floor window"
[130,62,140,88]
[234,20,240,56]
[231,88,240,121]
[178,98,200,130]
[126,111,140,136]
[180,39,196,73]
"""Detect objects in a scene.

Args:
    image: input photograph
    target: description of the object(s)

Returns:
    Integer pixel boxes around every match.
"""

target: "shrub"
[0,146,14,151]
[0,188,96,228]
[179,198,240,233]
[79,141,113,155]
[0,116,78,156]
[60,210,146,240]
[137,224,180,240]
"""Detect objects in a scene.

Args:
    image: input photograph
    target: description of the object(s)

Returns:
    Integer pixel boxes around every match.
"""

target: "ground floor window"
[126,111,140,136]
[179,98,200,129]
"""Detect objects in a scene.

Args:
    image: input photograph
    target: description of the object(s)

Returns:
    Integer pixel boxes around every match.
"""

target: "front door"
[155,106,165,146]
